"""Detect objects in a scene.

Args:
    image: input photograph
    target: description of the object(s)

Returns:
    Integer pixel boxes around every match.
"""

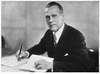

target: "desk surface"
[1,55,50,72]
[1,65,26,72]
[1,65,47,72]
[1,55,29,72]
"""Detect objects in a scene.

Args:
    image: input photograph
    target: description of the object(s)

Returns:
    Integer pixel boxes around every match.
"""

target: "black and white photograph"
[1,0,99,72]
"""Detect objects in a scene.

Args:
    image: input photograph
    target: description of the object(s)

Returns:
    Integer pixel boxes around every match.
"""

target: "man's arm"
[27,30,51,57]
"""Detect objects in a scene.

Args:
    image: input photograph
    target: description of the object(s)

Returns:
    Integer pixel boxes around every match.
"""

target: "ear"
[61,13,64,21]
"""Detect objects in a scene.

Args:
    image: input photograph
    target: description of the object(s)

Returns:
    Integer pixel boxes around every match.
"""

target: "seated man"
[16,1,89,72]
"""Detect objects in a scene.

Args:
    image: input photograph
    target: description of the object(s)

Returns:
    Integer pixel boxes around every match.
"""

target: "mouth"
[49,24,56,26]
[49,24,56,28]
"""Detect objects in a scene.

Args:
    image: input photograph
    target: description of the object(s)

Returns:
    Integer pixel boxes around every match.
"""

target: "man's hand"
[35,59,52,70]
[16,50,28,61]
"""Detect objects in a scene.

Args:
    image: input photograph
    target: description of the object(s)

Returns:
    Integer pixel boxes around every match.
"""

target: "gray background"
[1,1,99,56]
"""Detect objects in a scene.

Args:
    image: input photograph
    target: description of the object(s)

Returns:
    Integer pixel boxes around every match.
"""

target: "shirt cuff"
[25,51,29,58]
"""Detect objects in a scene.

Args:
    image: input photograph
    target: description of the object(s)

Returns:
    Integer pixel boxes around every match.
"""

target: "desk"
[1,65,27,72]
[1,55,52,72]
[1,59,29,72]
[1,55,28,72]
[1,64,47,72]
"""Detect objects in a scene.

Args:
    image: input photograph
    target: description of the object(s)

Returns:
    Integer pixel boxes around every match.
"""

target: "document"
[19,54,54,72]
[1,55,28,67]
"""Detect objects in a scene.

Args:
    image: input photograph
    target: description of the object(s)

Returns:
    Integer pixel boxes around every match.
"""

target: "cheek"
[56,18,63,28]
[56,18,62,25]
[46,20,50,24]
[59,17,63,23]
[46,20,51,27]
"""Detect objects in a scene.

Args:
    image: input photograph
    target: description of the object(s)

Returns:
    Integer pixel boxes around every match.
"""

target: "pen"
[18,42,23,61]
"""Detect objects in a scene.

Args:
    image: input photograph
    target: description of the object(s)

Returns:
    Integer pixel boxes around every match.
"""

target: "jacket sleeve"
[53,33,89,72]
[27,30,50,57]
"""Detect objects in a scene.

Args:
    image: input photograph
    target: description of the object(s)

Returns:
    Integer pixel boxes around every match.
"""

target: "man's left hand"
[35,59,52,70]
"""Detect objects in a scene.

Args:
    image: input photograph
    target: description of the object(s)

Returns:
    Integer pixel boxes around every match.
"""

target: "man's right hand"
[16,50,29,61]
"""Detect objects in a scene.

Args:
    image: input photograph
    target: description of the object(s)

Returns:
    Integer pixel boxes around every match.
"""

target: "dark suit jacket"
[27,23,89,72]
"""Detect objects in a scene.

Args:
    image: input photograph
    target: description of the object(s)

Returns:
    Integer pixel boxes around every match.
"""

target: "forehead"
[45,6,60,15]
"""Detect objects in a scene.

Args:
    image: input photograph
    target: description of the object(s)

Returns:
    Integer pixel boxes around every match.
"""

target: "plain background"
[1,1,99,56]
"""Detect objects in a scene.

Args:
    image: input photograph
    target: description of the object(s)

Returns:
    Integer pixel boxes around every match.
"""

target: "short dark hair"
[46,1,63,14]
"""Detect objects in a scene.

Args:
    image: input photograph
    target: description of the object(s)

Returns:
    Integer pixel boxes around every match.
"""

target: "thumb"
[15,50,20,58]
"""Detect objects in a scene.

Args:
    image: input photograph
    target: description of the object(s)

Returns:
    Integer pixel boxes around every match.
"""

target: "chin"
[51,29,57,32]
[50,27,58,32]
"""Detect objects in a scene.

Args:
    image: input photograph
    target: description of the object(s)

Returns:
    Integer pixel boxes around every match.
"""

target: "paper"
[1,55,28,67]
[20,54,54,72]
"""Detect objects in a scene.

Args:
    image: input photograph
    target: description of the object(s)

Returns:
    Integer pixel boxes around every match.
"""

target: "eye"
[45,15,50,20]
[52,14,57,18]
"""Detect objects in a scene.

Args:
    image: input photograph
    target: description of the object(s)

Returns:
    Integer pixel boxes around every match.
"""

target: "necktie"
[53,33,57,46]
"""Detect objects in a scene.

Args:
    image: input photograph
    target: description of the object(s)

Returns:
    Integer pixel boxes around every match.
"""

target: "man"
[16,1,89,72]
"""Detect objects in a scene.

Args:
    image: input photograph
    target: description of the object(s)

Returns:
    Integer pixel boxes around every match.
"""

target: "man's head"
[45,2,64,32]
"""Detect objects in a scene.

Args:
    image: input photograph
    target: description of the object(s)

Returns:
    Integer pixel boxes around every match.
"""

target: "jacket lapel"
[56,24,69,50]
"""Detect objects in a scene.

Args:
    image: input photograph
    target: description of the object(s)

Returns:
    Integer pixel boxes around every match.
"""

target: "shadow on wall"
[1,36,13,56]
[1,36,26,56]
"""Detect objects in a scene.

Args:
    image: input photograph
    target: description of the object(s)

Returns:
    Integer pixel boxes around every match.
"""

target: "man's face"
[45,6,64,32]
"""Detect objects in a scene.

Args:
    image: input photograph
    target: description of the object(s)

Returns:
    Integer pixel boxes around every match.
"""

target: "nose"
[50,17,53,23]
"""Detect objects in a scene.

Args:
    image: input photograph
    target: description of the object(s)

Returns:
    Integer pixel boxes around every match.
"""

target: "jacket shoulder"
[43,29,52,38]
[66,25,85,41]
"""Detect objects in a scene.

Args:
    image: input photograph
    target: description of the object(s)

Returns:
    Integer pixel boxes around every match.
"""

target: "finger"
[35,60,43,65]
[36,64,45,69]
[35,59,46,69]
[15,50,20,57]
[18,57,22,61]
[34,62,39,68]
[18,54,25,60]
[16,54,23,61]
